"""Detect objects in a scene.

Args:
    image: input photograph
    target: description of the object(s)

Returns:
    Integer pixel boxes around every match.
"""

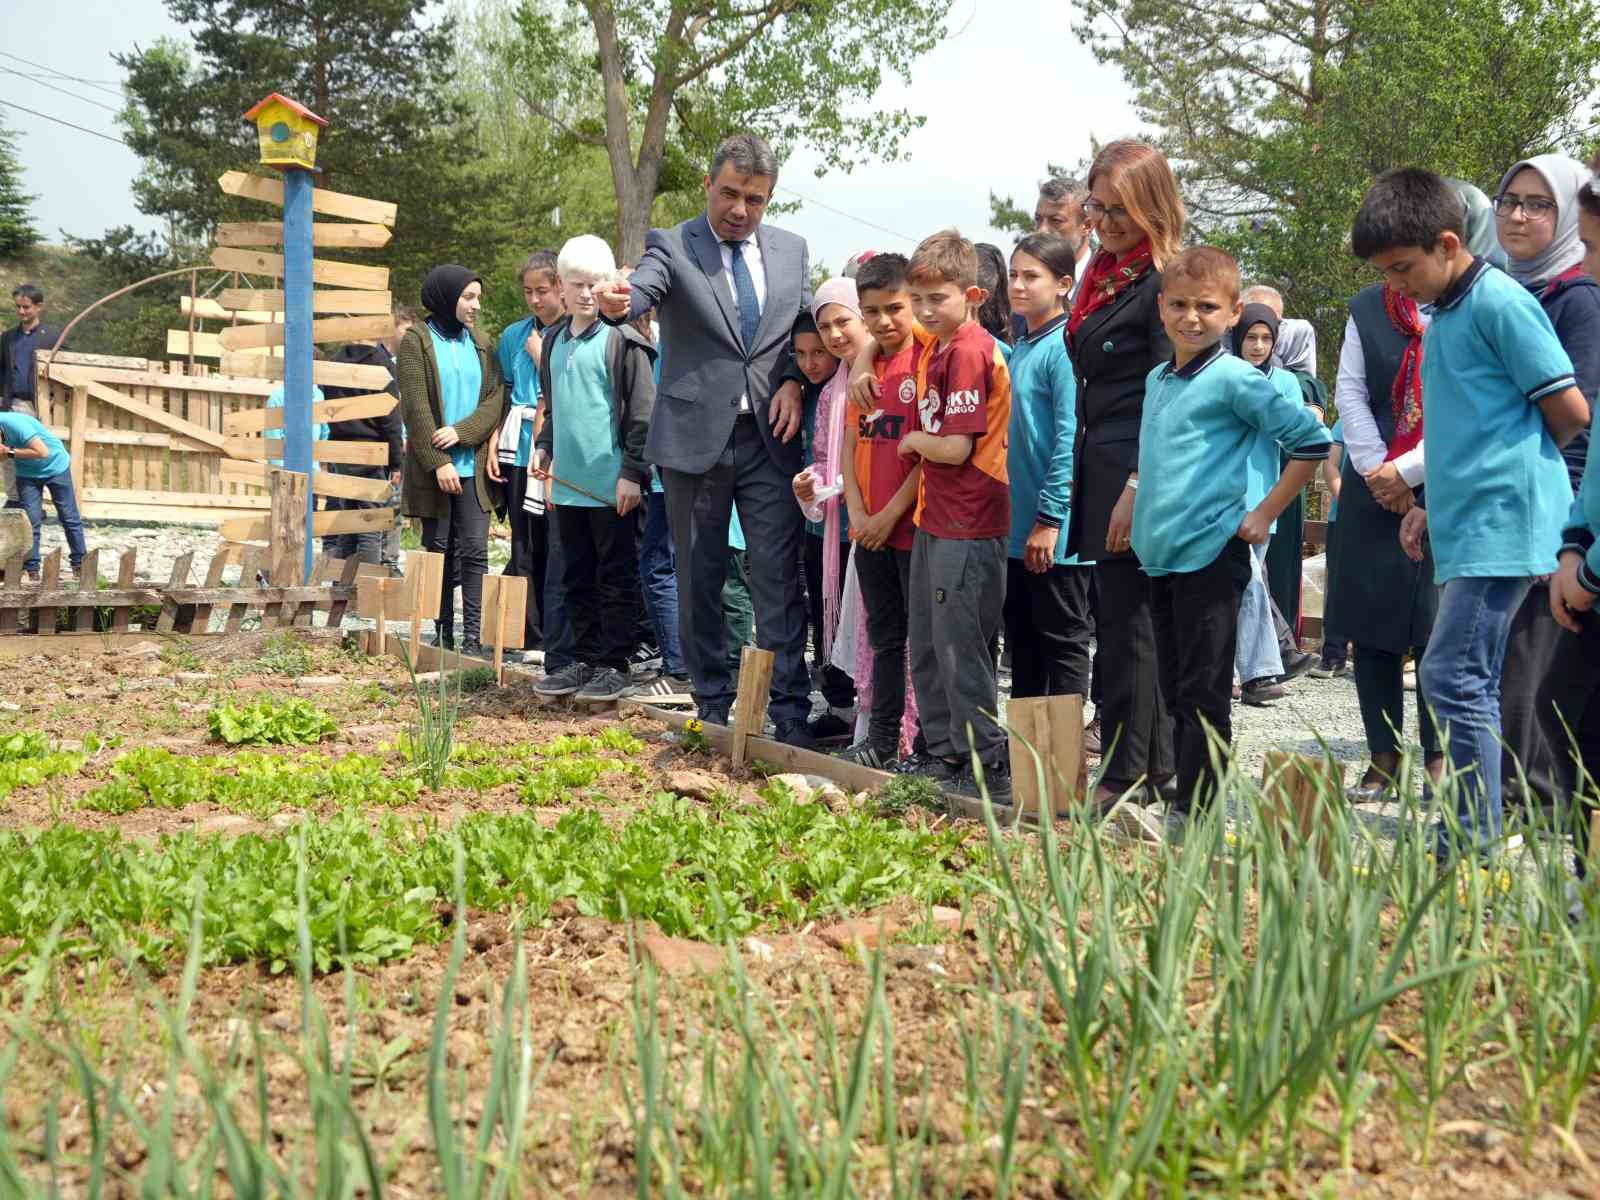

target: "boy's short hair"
[854,252,909,298]
[392,303,418,325]
[557,235,616,281]
[908,229,978,290]
[11,284,43,305]
[792,311,819,340]
[1159,245,1241,301]
[1351,168,1465,259]
[521,250,559,284]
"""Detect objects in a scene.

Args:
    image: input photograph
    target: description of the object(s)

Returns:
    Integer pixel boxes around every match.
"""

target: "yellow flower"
[686,719,703,733]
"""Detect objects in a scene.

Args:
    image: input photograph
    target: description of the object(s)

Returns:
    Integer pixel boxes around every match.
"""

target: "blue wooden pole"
[281,166,315,581]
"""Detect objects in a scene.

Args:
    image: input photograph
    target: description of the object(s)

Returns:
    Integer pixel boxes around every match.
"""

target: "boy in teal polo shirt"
[1363,168,1589,863]
[1129,247,1330,814]
[0,410,87,579]
[532,235,657,704]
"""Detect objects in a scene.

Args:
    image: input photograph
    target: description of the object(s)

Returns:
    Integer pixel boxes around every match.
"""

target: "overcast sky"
[4,0,1142,274]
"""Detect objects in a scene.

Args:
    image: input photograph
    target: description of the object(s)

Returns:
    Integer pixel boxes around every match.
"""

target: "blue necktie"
[725,239,761,350]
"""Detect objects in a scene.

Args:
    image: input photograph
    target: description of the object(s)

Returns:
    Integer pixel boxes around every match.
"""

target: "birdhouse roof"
[243,92,328,128]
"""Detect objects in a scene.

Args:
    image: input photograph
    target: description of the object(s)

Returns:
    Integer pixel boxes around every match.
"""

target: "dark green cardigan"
[397,322,506,520]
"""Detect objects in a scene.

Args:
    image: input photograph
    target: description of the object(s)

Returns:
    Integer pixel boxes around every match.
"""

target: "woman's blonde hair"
[1087,139,1186,268]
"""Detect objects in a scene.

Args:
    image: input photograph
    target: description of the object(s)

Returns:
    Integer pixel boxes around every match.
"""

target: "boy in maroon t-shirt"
[896,230,1013,802]
[840,253,934,768]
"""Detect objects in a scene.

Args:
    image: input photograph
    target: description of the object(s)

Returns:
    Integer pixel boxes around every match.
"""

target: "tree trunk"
[615,177,653,269]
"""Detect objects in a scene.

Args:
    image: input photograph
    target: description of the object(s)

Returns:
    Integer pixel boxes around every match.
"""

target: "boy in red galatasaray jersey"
[896,229,1013,803]
[839,253,934,769]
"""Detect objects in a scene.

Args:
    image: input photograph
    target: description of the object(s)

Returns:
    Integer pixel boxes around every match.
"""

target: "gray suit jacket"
[617,214,810,476]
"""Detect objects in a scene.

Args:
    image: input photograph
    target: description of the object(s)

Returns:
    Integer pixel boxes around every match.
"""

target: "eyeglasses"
[1494,194,1558,219]
[1082,199,1130,223]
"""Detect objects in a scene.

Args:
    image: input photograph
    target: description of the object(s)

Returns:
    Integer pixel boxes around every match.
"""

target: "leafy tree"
[989,160,1091,239]
[504,0,953,264]
[1074,0,1600,372]
[114,1,504,304]
[0,118,40,259]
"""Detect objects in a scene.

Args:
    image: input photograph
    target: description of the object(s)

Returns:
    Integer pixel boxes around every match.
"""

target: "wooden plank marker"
[35,550,61,634]
[220,354,393,391]
[210,247,389,293]
[1260,751,1345,874]
[730,646,776,769]
[481,574,527,685]
[219,288,393,315]
[156,552,195,634]
[111,549,138,632]
[217,170,398,226]
[1006,695,1087,822]
[216,220,393,249]
[355,564,399,655]
[403,550,446,662]
[72,549,100,632]
[216,313,396,353]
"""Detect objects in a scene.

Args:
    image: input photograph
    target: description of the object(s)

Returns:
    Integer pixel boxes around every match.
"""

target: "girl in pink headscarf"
[793,278,919,754]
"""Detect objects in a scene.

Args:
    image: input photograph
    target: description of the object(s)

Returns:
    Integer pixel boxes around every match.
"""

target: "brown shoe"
[1083,716,1102,755]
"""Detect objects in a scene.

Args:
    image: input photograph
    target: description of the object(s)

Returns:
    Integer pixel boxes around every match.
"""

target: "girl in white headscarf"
[1495,153,1600,814]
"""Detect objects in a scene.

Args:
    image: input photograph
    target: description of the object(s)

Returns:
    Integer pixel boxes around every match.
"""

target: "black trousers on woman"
[422,489,490,647]
[1535,606,1600,873]
[1094,557,1174,794]
[1003,559,1093,699]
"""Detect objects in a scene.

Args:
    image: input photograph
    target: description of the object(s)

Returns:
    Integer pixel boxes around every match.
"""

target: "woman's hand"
[1399,505,1428,562]
[616,478,642,516]
[436,463,462,495]
[1363,462,1411,513]
[1105,483,1136,554]
[531,451,552,480]
[524,327,543,367]
[432,426,460,450]
[487,455,504,483]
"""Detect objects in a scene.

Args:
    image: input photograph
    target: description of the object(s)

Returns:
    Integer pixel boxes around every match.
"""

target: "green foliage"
[0,732,85,800]
[402,647,465,789]
[207,698,337,746]
[1074,0,1600,372]
[0,786,975,971]
[875,771,944,816]
[454,666,497,694]
[0,118,39,259]
[81,747,417,816]
[253,631,314,677]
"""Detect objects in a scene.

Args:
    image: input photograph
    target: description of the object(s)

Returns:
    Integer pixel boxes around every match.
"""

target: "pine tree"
[0,118,40,259]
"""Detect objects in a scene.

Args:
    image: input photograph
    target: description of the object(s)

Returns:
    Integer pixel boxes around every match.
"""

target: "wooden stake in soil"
[481,574,527,686]
[111,548,137,632]
[731,646,775,769]
[1260,751,1345,874]
[403,550,445,662]
[1006,695,1086,822]
[72,548,99,632]
[268,468,309,586]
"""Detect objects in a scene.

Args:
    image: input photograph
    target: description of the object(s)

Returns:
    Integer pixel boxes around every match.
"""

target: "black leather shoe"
[773,719,819,751]
[698,707,730,727]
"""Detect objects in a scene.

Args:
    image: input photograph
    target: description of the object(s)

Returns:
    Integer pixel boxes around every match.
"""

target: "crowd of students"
[7,131,1600,870]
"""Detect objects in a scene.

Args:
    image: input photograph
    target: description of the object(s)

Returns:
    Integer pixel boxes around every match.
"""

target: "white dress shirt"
[1069,244,1093,304]
[1334,311,1430,486]
[718,233,766,413]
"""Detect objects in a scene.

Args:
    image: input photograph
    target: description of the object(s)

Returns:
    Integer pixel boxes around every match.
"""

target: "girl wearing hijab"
[398,264,506,656]
[1232,304,1316,706]
[1494,155,1600,812]
[1065,139,1185,817]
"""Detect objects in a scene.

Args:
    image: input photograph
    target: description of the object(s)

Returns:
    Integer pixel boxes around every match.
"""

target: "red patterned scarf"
[1068,240,1154,340]
[1383,286,1425,463]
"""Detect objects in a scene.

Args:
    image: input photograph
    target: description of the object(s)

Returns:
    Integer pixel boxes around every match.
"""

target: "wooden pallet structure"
[0,546,361,637]
[202,171,401,561]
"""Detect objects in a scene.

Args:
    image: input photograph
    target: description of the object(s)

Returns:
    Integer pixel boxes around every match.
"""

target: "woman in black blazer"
[1064,139,1187,810]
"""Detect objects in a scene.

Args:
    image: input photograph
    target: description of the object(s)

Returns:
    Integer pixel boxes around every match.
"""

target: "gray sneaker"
[576,666,631,703]
[535,661,594,697]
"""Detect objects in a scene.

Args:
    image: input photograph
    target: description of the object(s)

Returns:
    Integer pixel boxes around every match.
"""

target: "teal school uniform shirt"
[1131,345,1330,576]
[264,385,329,472]
[549,319,620,508]
[0,411,69,478]
[729,506,746,552]
[1242,365,1306,534]
[1420,258,1576,582]
[429,323,483,478]
[1005,314,1081,564]
[496,317,544,468]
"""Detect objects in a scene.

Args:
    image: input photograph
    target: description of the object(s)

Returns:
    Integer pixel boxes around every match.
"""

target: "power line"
[0,98,128,147]
[774,182,918,246]
[0,51,124,99]
[7,70,121,114]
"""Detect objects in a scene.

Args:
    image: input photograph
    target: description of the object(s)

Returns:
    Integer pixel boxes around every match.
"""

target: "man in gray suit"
[596,132,815,745]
